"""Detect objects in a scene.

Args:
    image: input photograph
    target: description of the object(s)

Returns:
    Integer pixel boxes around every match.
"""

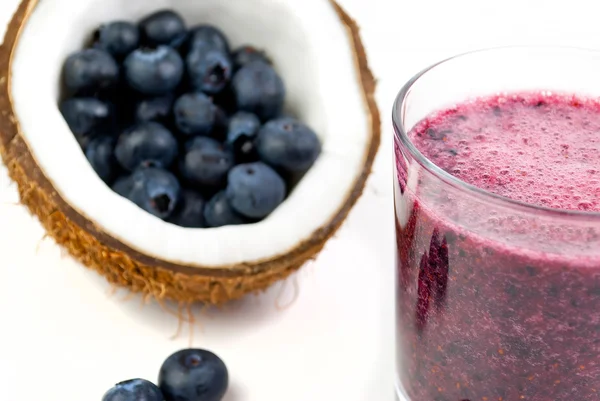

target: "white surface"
[11,0,370,267]
[0,0,599,400]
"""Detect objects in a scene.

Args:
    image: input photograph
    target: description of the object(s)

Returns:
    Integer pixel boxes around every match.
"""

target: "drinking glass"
[393,47,600,401]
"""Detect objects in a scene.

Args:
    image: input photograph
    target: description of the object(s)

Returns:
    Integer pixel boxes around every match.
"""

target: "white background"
[0,0,598,400]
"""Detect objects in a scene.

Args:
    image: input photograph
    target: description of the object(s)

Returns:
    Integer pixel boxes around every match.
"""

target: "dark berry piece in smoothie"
[432,237,449,306]
[158,348,228,401]
[426,128,451,140]
[95,22,140,59]
[414,230,450,332]
[226,162,286,219]
[232,61,285,121]
[102,378,163,401]
[63,49,119,93]
[415,253,432,333]
[113,167,180,219]
[139,10,186,46]
[124,46,184,95]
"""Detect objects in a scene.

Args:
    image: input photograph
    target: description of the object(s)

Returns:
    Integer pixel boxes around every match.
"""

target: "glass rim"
[392,45,600,219]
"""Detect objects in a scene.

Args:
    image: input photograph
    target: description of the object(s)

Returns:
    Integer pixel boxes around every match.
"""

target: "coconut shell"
[0,0,381,305]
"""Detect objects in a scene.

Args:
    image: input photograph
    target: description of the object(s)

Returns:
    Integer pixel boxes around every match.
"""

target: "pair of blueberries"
[102,348,228,401]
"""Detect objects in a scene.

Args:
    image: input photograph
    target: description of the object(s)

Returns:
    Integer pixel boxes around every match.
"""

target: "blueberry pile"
[60,10,321,228]
[102,348,228,401]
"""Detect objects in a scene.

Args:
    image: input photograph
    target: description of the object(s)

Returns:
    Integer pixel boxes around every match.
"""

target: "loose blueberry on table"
[60,9,321,228]
[102,348,228,401]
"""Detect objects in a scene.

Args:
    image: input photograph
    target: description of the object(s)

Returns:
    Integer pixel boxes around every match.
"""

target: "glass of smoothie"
[393,46,600,401]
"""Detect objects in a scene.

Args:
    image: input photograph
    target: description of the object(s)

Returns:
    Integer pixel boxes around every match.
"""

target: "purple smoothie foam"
[395,92,600,401]
[410,92,600,212]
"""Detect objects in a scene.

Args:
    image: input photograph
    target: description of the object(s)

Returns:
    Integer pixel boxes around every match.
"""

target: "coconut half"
[0,0,380,304]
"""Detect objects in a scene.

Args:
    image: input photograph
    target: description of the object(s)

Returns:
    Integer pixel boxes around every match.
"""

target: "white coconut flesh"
[10,0,371,268]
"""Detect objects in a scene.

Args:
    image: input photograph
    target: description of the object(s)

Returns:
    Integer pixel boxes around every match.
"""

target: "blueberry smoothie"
[394,92,600,401]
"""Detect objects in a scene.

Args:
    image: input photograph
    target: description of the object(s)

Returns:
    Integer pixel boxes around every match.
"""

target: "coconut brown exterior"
[0,0,380,305]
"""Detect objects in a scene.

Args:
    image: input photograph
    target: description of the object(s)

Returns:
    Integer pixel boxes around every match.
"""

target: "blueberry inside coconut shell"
[0,0,380,305]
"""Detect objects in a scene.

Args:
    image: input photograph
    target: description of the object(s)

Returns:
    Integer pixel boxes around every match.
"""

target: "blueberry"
[124,46,184,95]
[63,49,119,93]
[180,137,234,188]
[102,378,163,401]
[256,117,321,172]
[60,98,114,142]
[227,112,261,162]
[167,189,206,228]
[158,348,228,401]
[187,47,233,94]
[226,162,286,219]
[135,95,174,123]
[232,61,285,121]
[86,136,117,184]
[188,25,230,53]
[113,167,180,219]
[232,46,271,70]
[139,10,186,46]
[173,93,216,136]
[95,22,139,59]
[115,122,178,171]
[204,191,250,228]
